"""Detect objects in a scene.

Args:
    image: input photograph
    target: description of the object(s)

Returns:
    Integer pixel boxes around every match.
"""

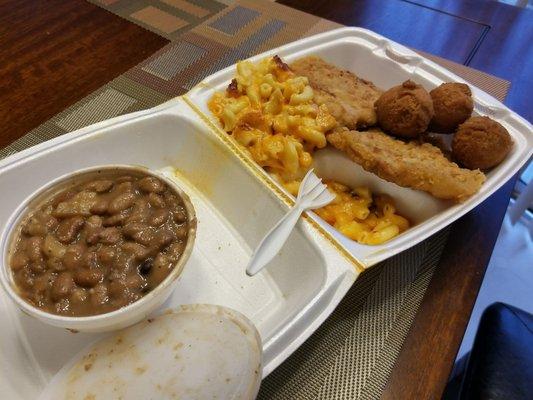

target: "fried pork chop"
[327,128,486,202]
[290,55,382,129]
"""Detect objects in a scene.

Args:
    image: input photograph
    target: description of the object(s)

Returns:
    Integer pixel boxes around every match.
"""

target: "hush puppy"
[452,116,512,169]
[375,80,434,138]
[430,83,473,133]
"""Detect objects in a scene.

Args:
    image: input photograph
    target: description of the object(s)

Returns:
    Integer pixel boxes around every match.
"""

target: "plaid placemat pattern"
[0,1,510,398]
[88,0,228,40]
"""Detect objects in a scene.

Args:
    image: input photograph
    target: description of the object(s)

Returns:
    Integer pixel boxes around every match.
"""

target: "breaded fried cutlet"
[290,56,382,129]
[327,128,486,202]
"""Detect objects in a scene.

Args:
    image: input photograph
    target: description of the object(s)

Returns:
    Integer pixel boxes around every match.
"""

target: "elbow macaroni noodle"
[314,182,410,245]
[208,56,410,244]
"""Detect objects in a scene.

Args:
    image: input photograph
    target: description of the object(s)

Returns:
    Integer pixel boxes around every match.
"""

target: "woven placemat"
[1,1,510,398]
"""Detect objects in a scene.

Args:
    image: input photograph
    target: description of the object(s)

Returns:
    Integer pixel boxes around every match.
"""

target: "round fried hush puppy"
[430,83,473,133]
[452,116,512,170]
[375,80,434,138]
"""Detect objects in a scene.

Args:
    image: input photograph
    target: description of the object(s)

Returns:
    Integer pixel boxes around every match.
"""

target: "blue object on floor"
[445,303,533,399]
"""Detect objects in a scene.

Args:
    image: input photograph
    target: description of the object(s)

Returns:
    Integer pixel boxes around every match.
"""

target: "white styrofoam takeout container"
[0,27,531,399]
[0,97,358,399]
[0,165,197,333]
[186,26,533,268]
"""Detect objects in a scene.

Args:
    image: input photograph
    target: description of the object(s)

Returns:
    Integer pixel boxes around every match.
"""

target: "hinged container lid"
[38,304,262,400]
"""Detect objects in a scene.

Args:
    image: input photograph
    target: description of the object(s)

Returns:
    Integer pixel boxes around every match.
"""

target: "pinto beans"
[51,272,75,301]
[56,217,85,244]
[62,244,86,270]
[138,177,165,193]
[150,209,169,226]
[108,279,127,300]
[90,199,109,215]
[23,213,58,236]
[53,191,98,217]
[86,215,103,228]
[116,181,133,192]
[83,180,114,193]
[147,193,166,208]
[151,254,173,285]
[84,215,104,245]
[26,237,44,262]
[11,253,29,271]
[10,171,190,317]
[166,242,186,262]
[98,228,122,244]
[103,210,131,227]
[108,191,137,214]
[97,246,116,266]
[175,224,189,240]
[121,242,151,260]
[74,268,103,288]
[152,229,175,249]
[123,223,155,246]
[127,198,151,223]
[173,206,188,223]
[90,283,108,306]
[70,287,88,304]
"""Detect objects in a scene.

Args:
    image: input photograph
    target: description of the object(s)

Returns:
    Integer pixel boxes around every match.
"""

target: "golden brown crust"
[327,127,486,202]
[430,83,473,133]
[273,55,290,71]
[226,79,239,98]
[452,116,513,169]
[375,80,434,138]
[290,55,382,129]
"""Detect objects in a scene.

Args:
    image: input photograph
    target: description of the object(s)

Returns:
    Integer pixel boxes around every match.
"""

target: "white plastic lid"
[38,304,262,400]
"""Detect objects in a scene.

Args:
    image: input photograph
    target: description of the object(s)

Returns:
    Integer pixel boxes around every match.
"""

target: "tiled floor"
[456,203,532,360]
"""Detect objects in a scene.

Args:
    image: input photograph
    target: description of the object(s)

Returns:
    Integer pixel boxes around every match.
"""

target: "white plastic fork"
[246,169,336,276]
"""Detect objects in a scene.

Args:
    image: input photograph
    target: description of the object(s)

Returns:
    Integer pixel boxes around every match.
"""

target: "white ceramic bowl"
[0,165,196,332]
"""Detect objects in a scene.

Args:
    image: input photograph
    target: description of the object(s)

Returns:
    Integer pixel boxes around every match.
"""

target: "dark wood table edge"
[382,177,516,399]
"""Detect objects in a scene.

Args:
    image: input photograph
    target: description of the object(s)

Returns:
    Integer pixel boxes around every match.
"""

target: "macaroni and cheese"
[208,55,410,244]
[314,181,410,245]
[208,56,336,183]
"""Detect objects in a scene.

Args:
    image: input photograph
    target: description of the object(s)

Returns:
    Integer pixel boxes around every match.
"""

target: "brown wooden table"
[1,0,530,398]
